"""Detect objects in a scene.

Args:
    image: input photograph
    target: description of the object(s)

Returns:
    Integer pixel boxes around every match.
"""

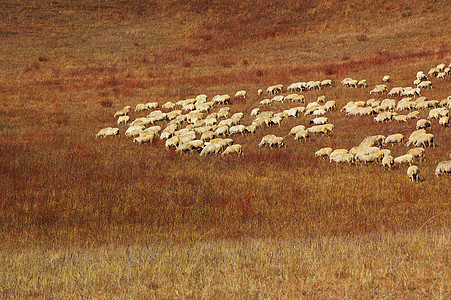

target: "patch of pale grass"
[1,230,449,299]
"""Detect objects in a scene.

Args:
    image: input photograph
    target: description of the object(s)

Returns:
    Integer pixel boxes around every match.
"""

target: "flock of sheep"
[97,62,451,180]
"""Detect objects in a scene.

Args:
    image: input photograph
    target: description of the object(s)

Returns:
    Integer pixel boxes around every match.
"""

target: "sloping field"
[0,0,450,298]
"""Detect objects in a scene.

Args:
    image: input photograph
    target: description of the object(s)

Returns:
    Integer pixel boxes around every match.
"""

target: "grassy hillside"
[0,0,450,298]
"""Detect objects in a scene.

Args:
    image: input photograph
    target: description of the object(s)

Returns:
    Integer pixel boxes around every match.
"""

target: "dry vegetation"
[0,0,450,298]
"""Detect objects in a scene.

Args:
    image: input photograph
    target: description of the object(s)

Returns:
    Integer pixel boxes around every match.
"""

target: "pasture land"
[0,0,450,298]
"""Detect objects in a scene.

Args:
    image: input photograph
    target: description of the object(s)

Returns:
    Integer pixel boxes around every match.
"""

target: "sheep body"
[435,161,451,176]
[222,144,243,156]
[96,127,119,138]
[407,165,420,182]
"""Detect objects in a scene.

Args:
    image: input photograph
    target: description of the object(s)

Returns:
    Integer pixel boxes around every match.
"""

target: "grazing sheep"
[215,125,229,136]
[321,79,332,87]
[359,135,385,147]
[257,89,263,95]
[289,125,306,136]
[330,149,349,158]
[117,115,130,125]
[407,111,420,119]
[382,155,394,169]
[324,101,336,111]
[417,81,432,89]
[260,99,271,106]
[435,161,451,176]
[125,125,145,137]
[394,154,414,166]
[245,124,257,133]
[294,129,309,141]
[222,144,243,157]
[374,112,393,122]
[307,124,333,135]
[310,117,328,125]
[229,125,246,135]
[266,84,283,94]
[384,134,404,146]
[199,143,221,156]
[251,108,261,117]
[315,147,333,158]
[130,117,152,127]
[135,103,149,112]
[439,116,449,127]
[114,105,131,117]
[234,90,247,98]
[414,133,435,148]
[357,80,368,88]
[416,71,428,81]
[330,153,354,164]
[165,136,179,149]
[133,132,155,145]
[407,148,425,161]
[186,139,204,152]
[96,127,119,138]
[259,135,284,148]
[201,131,215,142]
[382,75,391,82]
[393,115,408,122]
[416,119,431,129]
[407,165,420,182]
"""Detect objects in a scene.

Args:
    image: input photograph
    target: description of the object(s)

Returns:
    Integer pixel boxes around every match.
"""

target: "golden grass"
[0,0,450,298]
[1,231,449,298]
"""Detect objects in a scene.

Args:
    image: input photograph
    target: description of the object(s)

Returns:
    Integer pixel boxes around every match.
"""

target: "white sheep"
[294,129,309,141]
[417,81,432,89]
[251,108,261,116]
[330,153,354,164]
[416,71,428,81]
[125,125,145,137]
[315,147,333,158]
[321,79,332,87]
[215,125,229,136]
[416,119,431,129]
[359,135,385,147]
[199,143,221,156]
[135,103,149,112]
[133,132,155,145]
[258,135,283,148]
[407,165,420,182]
[117,115,130,125]
[382,155,394,169]
[382,75,391,82]
[384,134,404,146]
[229,125,246,135]
[96,127,119,138]
[222,144,243,157]
[310,117,328,125]
[114,105,131,117]
[234,90,247,98]
[357,80,368,88]
[439,116,449,127]
[407,111,420,119]
[257,89,263,95]
[165,136,179,149]
[330,149,349,158]
[260,99,271,106]
[200,131,215,142]
[394,154,414,166]
[186,139,205,152]
[435,161,451,176]
[289,125,306,136]
[245,124,257,133]
[407,148,425,161]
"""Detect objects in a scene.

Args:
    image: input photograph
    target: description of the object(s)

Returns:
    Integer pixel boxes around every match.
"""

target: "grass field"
[0,0,450,298]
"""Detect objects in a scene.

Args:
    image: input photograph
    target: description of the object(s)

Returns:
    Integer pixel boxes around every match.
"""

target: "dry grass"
[0,0,450,298]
